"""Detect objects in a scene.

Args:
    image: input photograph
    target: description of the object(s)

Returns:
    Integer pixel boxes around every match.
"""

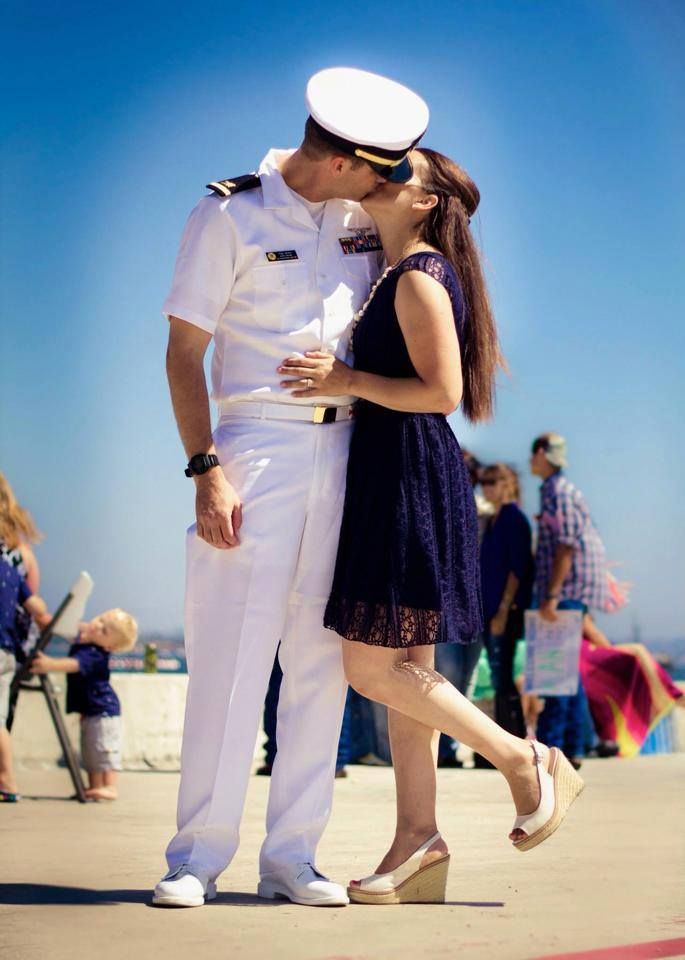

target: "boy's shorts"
[0,649,16,729]
[80,715,122,772]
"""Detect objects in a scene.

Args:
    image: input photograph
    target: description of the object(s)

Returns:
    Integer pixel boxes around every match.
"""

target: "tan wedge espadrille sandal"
[348,832,450,905]
[511,740,585,852]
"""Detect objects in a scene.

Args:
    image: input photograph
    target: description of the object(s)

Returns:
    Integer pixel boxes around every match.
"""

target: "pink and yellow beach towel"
[580,640,683,758]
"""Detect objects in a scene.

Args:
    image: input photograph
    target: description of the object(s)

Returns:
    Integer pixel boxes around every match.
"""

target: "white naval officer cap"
[305,67,429,183]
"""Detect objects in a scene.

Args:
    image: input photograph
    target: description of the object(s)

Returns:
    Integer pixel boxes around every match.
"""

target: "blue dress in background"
[324,252,482,648]
[480,502,534,623]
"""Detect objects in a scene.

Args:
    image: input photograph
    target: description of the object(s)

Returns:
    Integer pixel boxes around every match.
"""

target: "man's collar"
[541,470,563,489]
[258,148,302,210]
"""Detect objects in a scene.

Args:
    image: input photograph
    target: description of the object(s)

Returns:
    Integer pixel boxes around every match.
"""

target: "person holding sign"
[530,432,610,767]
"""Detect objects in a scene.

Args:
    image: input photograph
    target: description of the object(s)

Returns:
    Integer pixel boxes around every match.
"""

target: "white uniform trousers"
[165,414,352,881]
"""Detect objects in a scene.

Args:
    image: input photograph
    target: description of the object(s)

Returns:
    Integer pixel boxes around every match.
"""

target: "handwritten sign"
[523,610,583,696]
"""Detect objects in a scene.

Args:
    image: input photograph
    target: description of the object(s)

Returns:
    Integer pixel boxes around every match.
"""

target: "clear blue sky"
[2,0,683,641]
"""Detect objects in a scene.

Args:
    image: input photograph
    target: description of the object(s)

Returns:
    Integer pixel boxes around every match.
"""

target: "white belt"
[218,400,354,424]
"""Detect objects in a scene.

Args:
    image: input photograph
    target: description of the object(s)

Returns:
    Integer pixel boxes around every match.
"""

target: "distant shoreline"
[45,636,685,681]
[112,653,187,673]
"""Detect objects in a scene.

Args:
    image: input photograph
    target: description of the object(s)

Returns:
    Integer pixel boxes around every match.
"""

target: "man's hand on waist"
[195,469,242,549]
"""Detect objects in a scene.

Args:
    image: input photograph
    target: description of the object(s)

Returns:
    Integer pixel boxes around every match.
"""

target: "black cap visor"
[372,154,413,183]
[307,118,417,184]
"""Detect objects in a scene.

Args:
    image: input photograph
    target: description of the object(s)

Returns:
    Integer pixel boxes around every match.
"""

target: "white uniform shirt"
[162,148,383,407]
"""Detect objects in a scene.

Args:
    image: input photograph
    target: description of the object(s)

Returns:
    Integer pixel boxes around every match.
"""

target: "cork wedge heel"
[511,741,585,852]
[348,832,450,905]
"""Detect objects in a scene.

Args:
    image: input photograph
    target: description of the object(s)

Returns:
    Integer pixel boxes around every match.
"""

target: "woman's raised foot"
[506,740,551,842]
[507,740,584,851]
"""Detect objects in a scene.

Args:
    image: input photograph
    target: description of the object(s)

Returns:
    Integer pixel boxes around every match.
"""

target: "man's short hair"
[532,432,567,469]
[301,117,365,168]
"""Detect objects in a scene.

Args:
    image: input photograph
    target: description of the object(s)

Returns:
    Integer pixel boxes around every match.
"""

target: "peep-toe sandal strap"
[357,831,443,893]
[511,742,585,852]
[512,741,554,837]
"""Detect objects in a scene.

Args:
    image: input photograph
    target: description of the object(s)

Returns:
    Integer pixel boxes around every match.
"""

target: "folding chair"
[8,572,94,803]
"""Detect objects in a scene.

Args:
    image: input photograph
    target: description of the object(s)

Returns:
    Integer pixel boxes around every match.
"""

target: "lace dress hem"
[325,598,442,648]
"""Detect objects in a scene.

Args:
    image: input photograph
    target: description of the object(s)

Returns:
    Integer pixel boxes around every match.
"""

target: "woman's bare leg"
[343,640,549,834]
[371,645,447,874]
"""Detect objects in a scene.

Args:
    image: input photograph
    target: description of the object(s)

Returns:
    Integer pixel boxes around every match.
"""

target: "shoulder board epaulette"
[206,173,261,198]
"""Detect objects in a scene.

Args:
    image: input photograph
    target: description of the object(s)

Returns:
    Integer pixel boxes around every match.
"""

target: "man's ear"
[412,193,439,212]
[328,155,347,177]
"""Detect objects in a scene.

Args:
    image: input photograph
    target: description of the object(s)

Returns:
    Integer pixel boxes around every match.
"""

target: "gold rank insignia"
[206,174,262,197]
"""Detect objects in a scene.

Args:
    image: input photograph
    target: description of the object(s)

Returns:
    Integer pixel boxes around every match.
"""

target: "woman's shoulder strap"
[396,251,451,283]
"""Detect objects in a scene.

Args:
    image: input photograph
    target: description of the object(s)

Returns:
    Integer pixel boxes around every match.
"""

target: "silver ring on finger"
[305,378,314,389]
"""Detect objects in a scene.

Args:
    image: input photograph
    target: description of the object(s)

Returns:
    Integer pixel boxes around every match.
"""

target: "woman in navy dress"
[278,148,584,903]
[479,463,534,739]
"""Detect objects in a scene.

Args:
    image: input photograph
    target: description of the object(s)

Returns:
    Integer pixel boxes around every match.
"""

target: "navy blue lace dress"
[324,252,483,648]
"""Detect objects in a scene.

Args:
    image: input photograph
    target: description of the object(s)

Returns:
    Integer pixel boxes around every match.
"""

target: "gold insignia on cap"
[353,148,404,167]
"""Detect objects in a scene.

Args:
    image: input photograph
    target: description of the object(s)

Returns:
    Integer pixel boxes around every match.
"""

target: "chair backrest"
[49,571,94,641]
[8,571,94,733]
[14,571,94,685]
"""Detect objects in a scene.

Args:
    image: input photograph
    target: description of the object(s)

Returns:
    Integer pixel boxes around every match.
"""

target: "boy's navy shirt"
[66,640,121,717]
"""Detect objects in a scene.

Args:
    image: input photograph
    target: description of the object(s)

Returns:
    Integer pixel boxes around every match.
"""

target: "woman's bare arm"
[279,271,463,414]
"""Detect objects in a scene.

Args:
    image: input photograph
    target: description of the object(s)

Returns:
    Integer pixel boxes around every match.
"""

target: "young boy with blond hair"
[31,608,137,800]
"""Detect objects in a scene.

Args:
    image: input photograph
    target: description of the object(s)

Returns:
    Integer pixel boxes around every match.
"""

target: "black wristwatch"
[184,453,220,478]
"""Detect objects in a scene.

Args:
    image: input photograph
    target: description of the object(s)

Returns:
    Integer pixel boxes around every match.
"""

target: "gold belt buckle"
[313,406,338,424]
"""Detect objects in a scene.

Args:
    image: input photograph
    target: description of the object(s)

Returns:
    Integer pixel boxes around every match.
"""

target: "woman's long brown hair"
[417,148,503,423]
[0,472,43,550]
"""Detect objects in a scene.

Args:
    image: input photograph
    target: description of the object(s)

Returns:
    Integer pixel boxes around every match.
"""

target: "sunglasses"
[480,477,501,486]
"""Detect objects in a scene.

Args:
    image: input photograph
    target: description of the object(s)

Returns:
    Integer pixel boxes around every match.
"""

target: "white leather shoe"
[152,865,217,907]
[258,863,349,907]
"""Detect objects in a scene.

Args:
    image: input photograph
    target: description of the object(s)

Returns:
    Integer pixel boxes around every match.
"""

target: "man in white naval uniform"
[153,68,429,908]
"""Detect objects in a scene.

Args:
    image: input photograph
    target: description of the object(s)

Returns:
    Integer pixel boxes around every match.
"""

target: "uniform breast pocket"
[342,256,373,313]
[251,261,309,332]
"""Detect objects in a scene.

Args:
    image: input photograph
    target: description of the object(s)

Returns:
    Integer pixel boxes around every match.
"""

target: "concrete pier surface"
[3,757,685,960]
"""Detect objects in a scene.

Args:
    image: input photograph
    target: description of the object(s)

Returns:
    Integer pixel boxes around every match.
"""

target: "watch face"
[188,454,218,476]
